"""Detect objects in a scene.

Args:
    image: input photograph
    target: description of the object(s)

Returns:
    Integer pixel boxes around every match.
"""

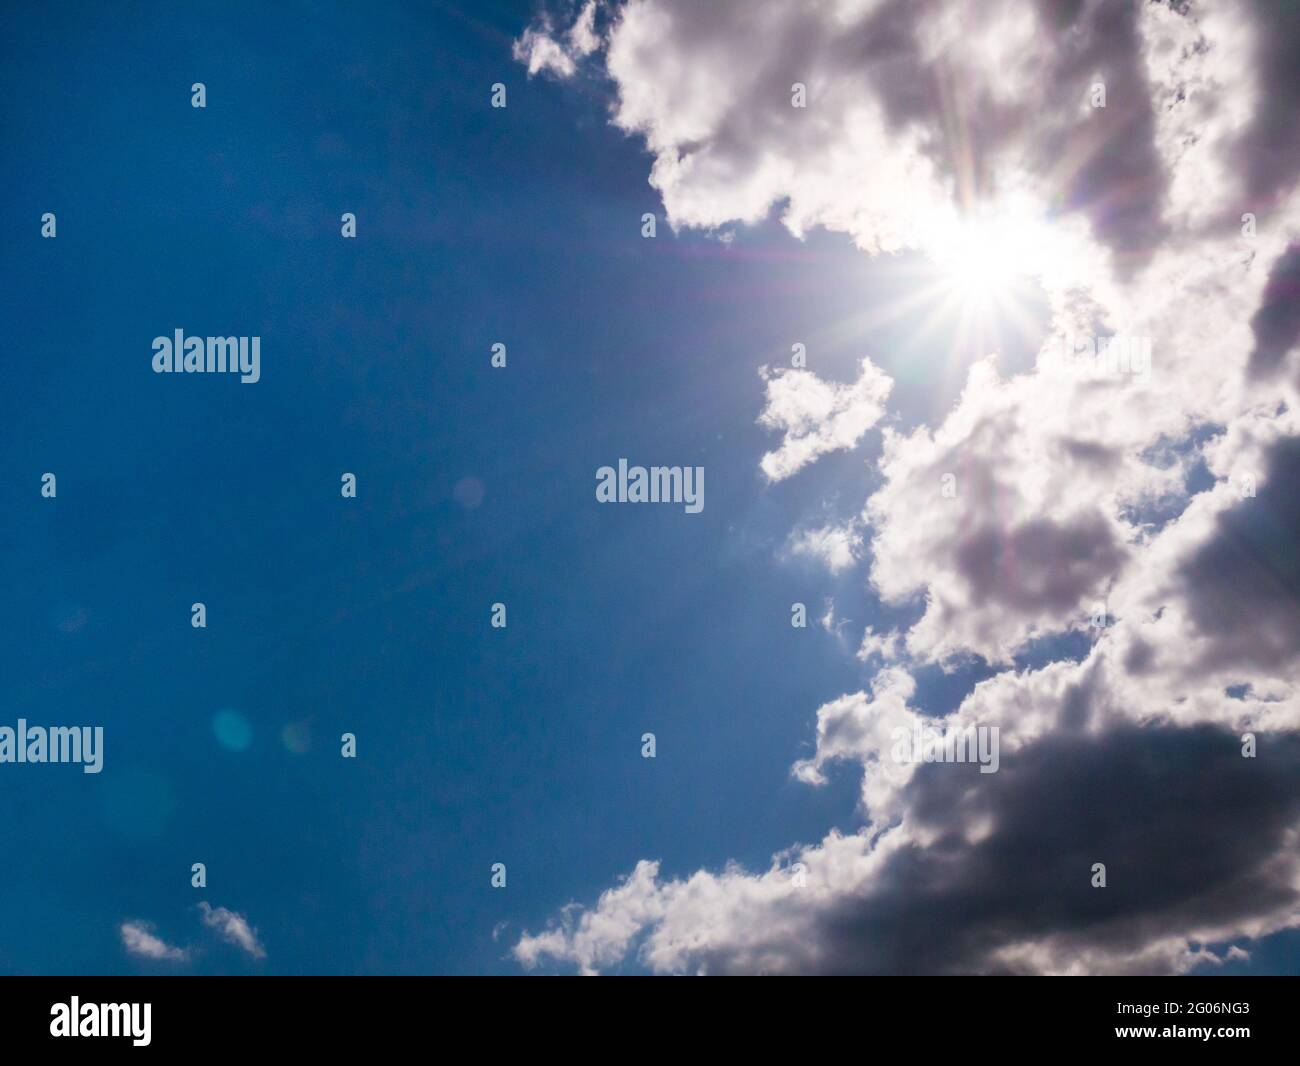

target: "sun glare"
[925,208,1048,309]
[815,198,1069,420]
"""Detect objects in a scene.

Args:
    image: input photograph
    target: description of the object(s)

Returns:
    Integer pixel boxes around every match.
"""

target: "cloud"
[515,0,1300,975]
[516,0,1199,268]
[513,1,601,78]
[787,522,862,573]
[568,1,601,57]
[857,626,903,663]
[791,666,923,819]
[514,25,578,77]
[758,358,892,482]
[1233,2,1300,210]
[861,356,1167,664]
[514,859,668,975]
[517,714,1300,975]
[1169,434,1300,676]
[120,921,188,962]
[1248,243,1300,379]
[198,903,266,960]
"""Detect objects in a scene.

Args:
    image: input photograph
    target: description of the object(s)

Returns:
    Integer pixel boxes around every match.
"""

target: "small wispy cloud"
[787,522,862,574]
[198,902,266,959]
[120,920,188,962]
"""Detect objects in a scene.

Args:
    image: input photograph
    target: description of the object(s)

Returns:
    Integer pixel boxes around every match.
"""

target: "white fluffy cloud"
[120,921,188,962]
[758,358,892,482]
[198,903,266,960]
[791,666,924,819]
[514,0,1300,974]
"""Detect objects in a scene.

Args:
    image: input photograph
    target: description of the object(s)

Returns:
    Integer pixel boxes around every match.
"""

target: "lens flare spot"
[213,710,253,752]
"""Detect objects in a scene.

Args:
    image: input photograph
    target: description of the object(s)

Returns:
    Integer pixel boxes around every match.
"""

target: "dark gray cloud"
[800,724,1300,975]
[1236,1,1300,209]
[850,0,1169,273]
[1248,244,1300,378]
[955,514,1128,614]
[1030,0,1169,274]
[1179,434,1300,673]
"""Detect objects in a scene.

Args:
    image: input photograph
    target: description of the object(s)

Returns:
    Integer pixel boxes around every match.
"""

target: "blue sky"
[4,1,1300,976]
[0,0,896,974]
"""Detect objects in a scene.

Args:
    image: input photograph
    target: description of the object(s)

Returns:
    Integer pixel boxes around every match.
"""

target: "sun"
[924,206,1048,310]
[817,197,1067,420]
[822,200,1064,406]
